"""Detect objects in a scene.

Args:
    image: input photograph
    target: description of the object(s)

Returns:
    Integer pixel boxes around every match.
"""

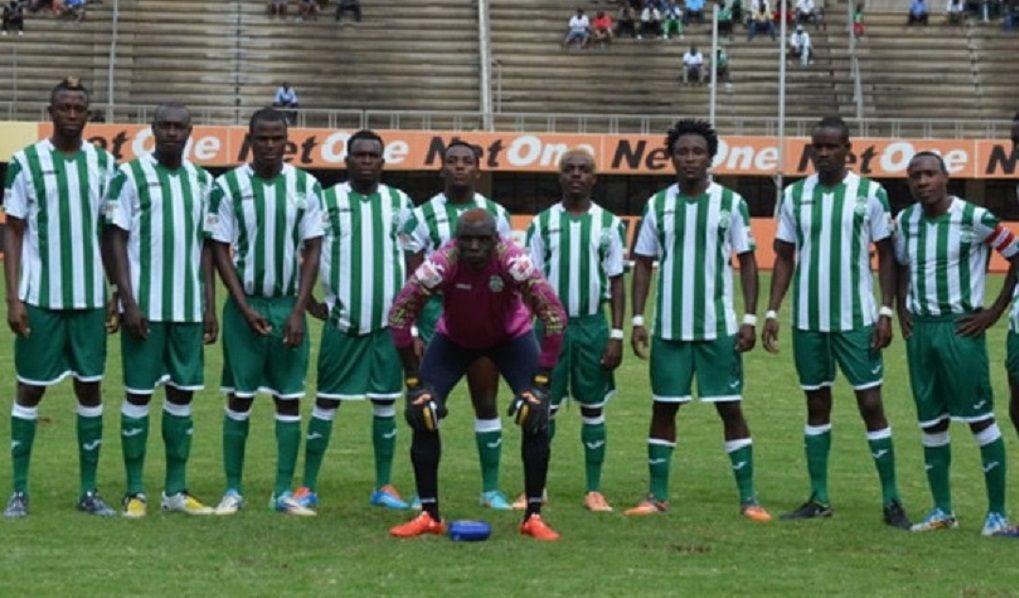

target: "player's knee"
[370,399,395,418]
[126,392,151,407]
[969,418,998,437]
[651,400,680,421]
[165,386,193,406]
[920,418,950,436]
[579,406,603,421]
[273,397,300,417]
[227,394,254,414]
[16,383,45,407]
[714,401,744,423]
[315,397,341,413]
[73,380,101,407]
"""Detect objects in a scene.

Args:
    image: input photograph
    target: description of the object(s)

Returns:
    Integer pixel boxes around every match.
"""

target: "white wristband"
[765,310,778,320]
[610,328,624,340]
[878,305,894,318]
[411,325,420,338]
[742,314,758,327]
[632,315,645,327]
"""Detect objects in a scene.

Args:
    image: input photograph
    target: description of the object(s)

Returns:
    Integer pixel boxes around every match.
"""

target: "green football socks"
[120,402,150,496]
[162,402,193,496]
[372,404,397,489]
[302,407,335,492]
[274,415,301,496]
[804,423,831,505]
[222,408,251,493]
[647,439,675,502]
[922,431,953,514]
[77,404,103,496]
[474,418,502,493]
[866,427,901,506]
[582,418,607,493]
[977,424,1006,515]
[10,404,38,494]
[726,438,756,504]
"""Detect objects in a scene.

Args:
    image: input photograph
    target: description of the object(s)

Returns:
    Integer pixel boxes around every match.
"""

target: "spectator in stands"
[1005,0,1018,30]
[789,25,812,66]
[64,0,86,21]
[298,0,320,21]
[335,0,362,22]
[853,3,866,36]
[685,0,707,23]
[662,0,684,38]
[714,46,733,90]
[718,0,735,38]
[563,8,590,48]
[2,1,24,35]
[268,0,288,19]
[682,44,706,84]
[747,0,777,40]
[638,0,662,39]
[592,10,614,46]
[773,0,796,26]
[616,1,638,37]
[947,0,966,22]
[795,0,821,26]
[908,0,930,24]
[273,82,300,125]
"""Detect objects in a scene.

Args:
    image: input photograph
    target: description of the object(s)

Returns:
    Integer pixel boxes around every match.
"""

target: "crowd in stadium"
[266,0,362,22]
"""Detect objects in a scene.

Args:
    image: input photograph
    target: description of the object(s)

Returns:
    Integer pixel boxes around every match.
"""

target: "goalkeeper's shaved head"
[457,208,497,237]
[456,209,498,269]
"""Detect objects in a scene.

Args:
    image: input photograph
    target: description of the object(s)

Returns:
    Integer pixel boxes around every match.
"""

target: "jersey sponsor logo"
[307,432,323,441]
[648,457,668,465]
[973,399,988,410]
[455,283,472,290]
[382,429,398,439]
[121,428,144,438]
[871,364,882,375]
[488,275,505,292]
[871,448,889,459]
[731,460,747,471]
[486,438,503,449]
[415,260,444,289]
[82,439,102,451]
[728,379,740,389]
[984,460,1000,473]
[506,254,535,282]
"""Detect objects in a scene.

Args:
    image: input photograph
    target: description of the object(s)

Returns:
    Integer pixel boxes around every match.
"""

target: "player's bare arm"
[736,250,758,353]
[762,239,795,353]
[283,237,322,347]
[3,215,29,337]
[631,254,653,359]
[104,225,147,339]
[601,274,625,369]
[201,243,218,344]
[872,238,895,349]
[957,253,1019,337]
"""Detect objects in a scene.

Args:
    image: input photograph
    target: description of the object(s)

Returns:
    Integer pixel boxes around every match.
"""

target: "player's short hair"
[153,101,191,124]
[248,107,288,131]
[347,129,384,152]
[558,147,597,173]
[813,116,851,143]
[908,150,948,174]
[50,76,89,105]
[442,139,482,161]
[665,119,719,158]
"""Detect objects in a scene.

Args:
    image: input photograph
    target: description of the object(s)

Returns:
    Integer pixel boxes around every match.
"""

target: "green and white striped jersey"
[777,172,891,332]
[3,139,116,310]
[403,192,511,254]
[894,197,1018,317]
[104,153,211,322]
[206,163,324,298]
[321,182,415,334]
[525,201,626,318]
[634,182,755,341]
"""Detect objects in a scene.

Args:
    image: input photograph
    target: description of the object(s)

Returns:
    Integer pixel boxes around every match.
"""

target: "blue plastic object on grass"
[449,520,492,542]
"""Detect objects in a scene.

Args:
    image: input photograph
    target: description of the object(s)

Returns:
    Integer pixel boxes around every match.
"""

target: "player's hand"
[203,307,219,345]
[307,299,328,321]
[736,323,756,353]
[631,325,650,360]
[897,307,913,340]
[123,303,149,340]
[600,338,623,370]
[762,318,780,353]
[6,298,30,338]
[871,315,893,350]
[104,291,119,334]
[282,310,305,347]
[956,307,1001,338]
[243,305,272,336]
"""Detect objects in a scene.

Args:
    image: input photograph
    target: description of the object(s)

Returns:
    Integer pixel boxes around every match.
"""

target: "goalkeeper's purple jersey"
[389,239,566,369]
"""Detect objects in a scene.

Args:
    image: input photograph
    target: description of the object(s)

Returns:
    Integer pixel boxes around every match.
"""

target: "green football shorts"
[121,321,204,395]
[906,314,993,426]
[538,313,616,408]
[15,304,106,386]
[316,325,403,400]
[650,334,742,403]
[221,295,309,399]
[792,326,883,391]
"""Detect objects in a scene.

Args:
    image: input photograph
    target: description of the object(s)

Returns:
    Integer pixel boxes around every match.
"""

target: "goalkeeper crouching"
[387,208,567,541]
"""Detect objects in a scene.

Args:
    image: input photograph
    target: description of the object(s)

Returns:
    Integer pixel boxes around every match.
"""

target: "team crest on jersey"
[958,226,976,244]
[415,261,444,289]
[599,228,613,249]
[488,275,505,292]
[853,196,869,216]
[295,197,308,210]
[506,254,535,282]
[717,210,731,231]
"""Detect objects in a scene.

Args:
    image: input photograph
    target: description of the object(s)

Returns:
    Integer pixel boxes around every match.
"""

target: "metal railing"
[0,102,1010,139]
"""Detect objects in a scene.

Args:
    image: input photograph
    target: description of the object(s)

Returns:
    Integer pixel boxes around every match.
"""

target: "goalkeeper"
[387,209,567,541]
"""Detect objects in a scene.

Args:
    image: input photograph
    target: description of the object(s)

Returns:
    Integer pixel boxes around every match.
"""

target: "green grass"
[3,274,1019,595]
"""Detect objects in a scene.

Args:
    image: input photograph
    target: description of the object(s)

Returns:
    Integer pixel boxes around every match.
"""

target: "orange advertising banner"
[35,123,1019,178]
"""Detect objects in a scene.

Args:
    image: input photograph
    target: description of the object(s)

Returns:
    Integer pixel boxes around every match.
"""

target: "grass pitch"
[2,274,1019,596]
